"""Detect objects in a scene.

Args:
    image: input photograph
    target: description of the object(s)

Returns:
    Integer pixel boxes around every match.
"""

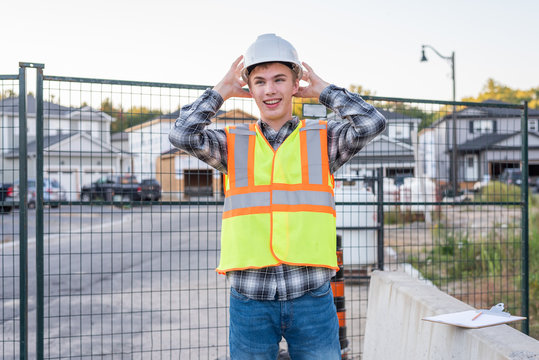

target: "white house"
[418,100,539,189]
[0,95,131,199]
[3,132,131,201]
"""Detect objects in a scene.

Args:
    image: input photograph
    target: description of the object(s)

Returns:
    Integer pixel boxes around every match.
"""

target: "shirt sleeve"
[168,89,229,174]
[319,85,387,174]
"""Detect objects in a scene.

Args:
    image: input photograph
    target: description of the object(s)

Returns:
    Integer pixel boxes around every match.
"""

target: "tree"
[101,98,163,133]
[462,78,539,109]
[349,84,376,97]
[0,89,16,99]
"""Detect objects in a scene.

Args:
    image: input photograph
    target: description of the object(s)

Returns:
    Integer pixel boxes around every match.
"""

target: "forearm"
[168,89,228,174]
[321,85,387,173]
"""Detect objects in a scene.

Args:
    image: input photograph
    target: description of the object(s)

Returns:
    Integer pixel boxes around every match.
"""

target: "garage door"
[184,170,213,196]
[47,170,78,201]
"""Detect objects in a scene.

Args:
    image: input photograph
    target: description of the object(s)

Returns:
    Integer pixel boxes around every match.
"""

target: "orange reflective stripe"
[225,183,333,196]
[222,206,272,219]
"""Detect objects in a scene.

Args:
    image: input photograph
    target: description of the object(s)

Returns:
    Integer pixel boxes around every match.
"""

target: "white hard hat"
[241,33,303,83]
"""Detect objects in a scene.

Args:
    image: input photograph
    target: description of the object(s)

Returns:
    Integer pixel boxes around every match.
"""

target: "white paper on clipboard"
[422,310,526,329]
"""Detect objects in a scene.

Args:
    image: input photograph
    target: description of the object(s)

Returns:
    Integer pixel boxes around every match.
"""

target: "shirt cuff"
[319,84,343,109]
[205,88,225,110]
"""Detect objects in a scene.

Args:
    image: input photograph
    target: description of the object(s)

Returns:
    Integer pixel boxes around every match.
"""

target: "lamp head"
[420,47,428,62]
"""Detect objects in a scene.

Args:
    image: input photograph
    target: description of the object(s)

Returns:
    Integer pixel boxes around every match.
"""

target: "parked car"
[15,178,65,208]
[81,175,141,202]
[499,168,522,186]
[14,179,36,209]
[0,183,15,213]
[140,179,161,201]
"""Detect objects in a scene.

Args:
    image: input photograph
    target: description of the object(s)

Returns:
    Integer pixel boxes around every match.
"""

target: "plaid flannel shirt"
[169,85,386,300]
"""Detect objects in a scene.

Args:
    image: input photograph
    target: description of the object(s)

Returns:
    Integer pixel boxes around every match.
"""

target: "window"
[529,119,538,132]
[388,123,410,139]
[473,120,495,134]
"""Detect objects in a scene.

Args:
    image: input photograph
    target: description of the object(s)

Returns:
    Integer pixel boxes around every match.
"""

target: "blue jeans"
[229,280,341,360]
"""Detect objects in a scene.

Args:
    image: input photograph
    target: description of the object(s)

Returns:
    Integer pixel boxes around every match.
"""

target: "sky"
[2,0,538,102]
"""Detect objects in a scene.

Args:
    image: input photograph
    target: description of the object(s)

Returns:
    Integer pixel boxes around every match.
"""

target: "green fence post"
[521,101,529,335]
[17,63,28,360]
[377,167,384,270]
[35,64,45,359]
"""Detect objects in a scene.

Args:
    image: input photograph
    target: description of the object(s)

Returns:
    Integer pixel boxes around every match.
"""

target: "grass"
[528,194,539,339]
[474,181,521,203]
[407,193,538,339]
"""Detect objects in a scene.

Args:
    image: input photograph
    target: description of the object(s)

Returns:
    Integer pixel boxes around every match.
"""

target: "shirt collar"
[257,116,299,132]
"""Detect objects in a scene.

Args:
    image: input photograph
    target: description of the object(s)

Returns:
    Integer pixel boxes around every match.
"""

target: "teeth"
[265,99,280,105]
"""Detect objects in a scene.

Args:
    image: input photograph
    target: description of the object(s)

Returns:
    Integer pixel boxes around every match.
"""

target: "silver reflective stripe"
[229,128,256,135]
[224,192,271,212]
[299,123,326,131]
[302,120,323,184]
[231,125,252,187]
[272,190,335,209]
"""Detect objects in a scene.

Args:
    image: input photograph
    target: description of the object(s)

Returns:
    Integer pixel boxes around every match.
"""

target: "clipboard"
[422,303,526,329]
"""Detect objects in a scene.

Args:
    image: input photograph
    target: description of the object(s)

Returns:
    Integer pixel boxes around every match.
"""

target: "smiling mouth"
[263,99,281,105]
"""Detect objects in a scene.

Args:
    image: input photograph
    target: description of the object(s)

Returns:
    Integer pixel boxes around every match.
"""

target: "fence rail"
[0,63,531,359]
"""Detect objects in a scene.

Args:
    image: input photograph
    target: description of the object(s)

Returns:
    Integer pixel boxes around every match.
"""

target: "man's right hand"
[213,56,252,101]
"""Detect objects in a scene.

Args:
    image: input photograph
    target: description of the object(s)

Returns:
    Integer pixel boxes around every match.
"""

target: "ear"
[292,78,300,96]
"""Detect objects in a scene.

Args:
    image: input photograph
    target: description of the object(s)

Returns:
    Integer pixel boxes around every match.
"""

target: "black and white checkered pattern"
[169,85,386,300]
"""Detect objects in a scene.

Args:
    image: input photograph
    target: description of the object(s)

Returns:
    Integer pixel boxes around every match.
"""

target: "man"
[169,33,386,360]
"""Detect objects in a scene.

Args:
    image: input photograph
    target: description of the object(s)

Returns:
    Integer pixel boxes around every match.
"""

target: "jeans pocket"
[230,287,251,302]
[307,281,331,298]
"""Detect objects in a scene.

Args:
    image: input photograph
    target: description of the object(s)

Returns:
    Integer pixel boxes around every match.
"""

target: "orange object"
[331,280,345,297]
[337,311,346,327]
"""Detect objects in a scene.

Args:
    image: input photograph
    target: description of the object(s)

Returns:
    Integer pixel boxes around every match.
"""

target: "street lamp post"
[421,45,458,196]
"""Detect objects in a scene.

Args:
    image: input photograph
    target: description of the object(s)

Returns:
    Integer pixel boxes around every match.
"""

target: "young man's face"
[248,62,299,129]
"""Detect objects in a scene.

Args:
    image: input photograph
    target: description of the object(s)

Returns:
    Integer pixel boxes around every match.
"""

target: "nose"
[264,81,276,95]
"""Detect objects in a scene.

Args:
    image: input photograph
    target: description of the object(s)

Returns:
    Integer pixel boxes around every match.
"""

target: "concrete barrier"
[363,271,539,360]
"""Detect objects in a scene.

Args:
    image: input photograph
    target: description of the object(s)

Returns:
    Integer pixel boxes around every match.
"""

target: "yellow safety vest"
[216,119,338,274]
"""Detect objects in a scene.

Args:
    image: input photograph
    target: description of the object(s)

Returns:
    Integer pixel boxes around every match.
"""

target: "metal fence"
[0,62,531,359]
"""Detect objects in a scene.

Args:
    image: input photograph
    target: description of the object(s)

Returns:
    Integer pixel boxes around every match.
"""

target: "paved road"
[1,204,370,359]
[1,204,230,359]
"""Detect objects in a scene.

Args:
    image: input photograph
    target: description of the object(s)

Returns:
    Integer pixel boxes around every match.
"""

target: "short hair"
[246,62,298,83]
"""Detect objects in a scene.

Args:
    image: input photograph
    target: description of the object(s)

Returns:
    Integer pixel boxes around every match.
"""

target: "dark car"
[499,169,522,186]
[0,183,15,213]
[81,175,141,202]
[140,179,161,201]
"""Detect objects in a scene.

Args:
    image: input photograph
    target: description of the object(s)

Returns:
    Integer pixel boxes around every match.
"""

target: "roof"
[327,108,421,122]
[432,99,539,127]
[4,132,129,158]
[456,133,514,152]
[0,95,112,121]
[111,132,129,141]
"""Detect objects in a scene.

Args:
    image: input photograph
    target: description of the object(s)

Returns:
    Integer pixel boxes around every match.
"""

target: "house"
[3,132,131,200]
[156,109,257,200]
[327,108,421,180]
[419,100,539,189]
[0,95,131,198]
[0,94,112,155]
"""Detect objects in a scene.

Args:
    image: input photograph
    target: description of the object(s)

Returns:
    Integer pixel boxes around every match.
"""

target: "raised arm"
[168,56,251,174]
